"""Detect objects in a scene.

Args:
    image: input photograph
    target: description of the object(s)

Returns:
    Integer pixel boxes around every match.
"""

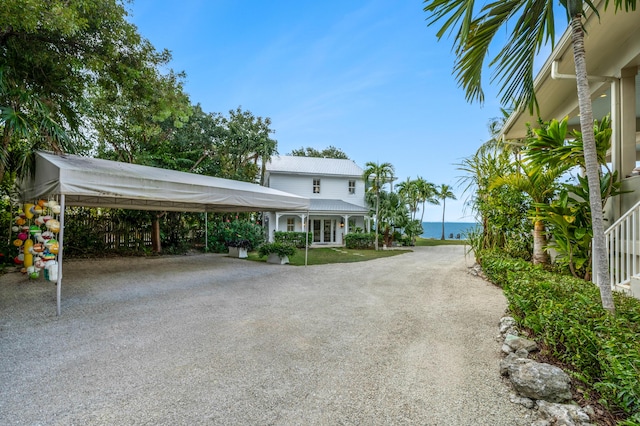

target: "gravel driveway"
[0,246,531,425]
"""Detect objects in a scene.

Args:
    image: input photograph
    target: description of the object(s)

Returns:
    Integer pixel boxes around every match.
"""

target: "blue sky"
[127,0,507,222]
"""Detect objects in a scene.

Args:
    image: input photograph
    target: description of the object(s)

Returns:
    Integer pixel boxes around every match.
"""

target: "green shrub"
[480,249,640,421]
[257,242,296,258]
[208,219,265,253]
[345,233,375,249]
[274,231,312,248]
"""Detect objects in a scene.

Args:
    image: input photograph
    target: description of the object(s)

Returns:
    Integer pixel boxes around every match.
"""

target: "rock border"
[498,316,596,426]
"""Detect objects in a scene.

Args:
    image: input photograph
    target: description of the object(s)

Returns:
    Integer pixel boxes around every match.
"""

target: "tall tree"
[289,146,349,159]
[415,177,438,224]
[397,178,420,221]
[435,184,456,240]
[423,0,636,312]
[363,161,395,250]
[1,0,188,178]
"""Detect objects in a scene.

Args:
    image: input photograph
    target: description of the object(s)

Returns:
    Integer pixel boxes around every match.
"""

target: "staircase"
[601,200,640,297]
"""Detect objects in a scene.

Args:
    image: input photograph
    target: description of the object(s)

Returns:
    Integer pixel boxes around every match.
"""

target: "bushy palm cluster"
[362,162,454,247]
[461,116,620,280]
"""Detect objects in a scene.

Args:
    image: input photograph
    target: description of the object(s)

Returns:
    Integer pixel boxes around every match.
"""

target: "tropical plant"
[397,178,420,221]
[362,161,395,250]
[403,219,424,246]
[423,0,637,313]
[435,184,457,240]
[415,177,438,224]
[526,115,621,275]
[457,142,532,261]
[376,191,410,247]
[490,160,564,265]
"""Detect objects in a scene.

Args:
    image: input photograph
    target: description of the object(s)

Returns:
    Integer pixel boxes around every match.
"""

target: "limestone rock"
[499,316,517,334]
[500,352,519,376]
[509,392,535,409]
[502,343,513,354]
[507,359,572,402]
[504,334,538,352]
[536,400,593,425]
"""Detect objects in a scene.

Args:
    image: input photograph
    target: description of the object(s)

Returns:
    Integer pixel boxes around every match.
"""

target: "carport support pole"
[56,194,66,316]
[305,211,309,267]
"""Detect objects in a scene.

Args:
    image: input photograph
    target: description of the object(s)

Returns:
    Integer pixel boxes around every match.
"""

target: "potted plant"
[225,239,252,258]
[258,242,296,264]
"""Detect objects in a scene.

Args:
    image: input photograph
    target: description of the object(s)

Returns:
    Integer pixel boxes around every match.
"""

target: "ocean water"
[420,222,478,240]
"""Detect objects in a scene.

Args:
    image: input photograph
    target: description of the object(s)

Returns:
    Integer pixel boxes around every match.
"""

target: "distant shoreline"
[420,222,477,240]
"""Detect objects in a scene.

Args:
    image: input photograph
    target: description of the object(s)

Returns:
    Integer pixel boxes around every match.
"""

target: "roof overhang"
[501,2,640,140]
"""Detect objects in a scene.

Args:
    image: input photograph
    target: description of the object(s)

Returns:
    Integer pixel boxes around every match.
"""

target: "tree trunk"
[375,190,379,250]
[0,125,13,180]
[570,15,615,313]
[440,199,446,240]
[532,219,549,265]
[151,216,162,253]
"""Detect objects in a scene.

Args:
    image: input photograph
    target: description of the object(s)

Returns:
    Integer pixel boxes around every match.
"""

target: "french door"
[312,219,336,243]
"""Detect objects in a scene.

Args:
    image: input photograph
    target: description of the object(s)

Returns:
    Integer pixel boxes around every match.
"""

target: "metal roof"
[266,156,364,177]
[309,199,369,214]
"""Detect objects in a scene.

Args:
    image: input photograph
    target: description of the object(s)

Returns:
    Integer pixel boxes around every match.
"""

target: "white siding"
[269,174,366,207]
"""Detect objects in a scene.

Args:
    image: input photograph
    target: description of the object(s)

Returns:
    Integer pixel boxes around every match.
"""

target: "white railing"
[601,199,640,290]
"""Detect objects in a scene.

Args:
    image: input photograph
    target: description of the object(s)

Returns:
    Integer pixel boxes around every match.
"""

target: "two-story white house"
[263,156,370,245]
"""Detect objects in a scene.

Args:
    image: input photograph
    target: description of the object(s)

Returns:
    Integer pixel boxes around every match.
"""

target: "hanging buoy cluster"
[12,199,60,282]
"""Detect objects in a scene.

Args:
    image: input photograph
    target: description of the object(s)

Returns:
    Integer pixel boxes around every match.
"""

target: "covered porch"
[265,199,370,246]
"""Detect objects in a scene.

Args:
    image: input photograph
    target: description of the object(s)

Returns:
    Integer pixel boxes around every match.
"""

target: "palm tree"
[435,184,456,240]
[490,161,564,264]
[363,161,395,250]
[377,191,410,247]
[397,178,420,220]
[422,0,635,313]
[415,177,438,224]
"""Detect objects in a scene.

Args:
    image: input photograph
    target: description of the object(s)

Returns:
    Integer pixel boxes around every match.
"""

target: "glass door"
[323,220,333,243]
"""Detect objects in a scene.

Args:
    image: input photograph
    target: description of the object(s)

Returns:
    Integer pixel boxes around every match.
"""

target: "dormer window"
[348,180,356,194]
[313,179,321,193]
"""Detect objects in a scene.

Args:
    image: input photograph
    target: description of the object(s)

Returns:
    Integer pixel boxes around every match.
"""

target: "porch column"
[297,213,307,231]
[274,212,282,242]
[620,67,637,178]
[342,215,350,235]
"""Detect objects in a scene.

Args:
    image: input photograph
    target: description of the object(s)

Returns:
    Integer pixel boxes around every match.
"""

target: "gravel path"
[0,246,531,425]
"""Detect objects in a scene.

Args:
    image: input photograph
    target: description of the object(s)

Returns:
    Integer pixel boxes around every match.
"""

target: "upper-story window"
[313,179,321,194]
[348,180,356,194]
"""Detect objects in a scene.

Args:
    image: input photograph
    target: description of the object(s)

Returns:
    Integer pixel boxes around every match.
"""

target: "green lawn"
[241,238,466,266]
[246,247,410,266]
[414,237,467,246]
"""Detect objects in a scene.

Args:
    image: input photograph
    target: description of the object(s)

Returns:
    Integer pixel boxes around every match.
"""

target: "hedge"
[344,233,375,249]
[480,249,640,424]
[273,231,312,248]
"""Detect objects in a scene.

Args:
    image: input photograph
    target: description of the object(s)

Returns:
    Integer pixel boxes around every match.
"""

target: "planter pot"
[228,246,248,258]
[267,253,289,264]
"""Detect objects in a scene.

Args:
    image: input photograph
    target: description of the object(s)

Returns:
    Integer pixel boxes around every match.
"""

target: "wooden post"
[151,213,163,253]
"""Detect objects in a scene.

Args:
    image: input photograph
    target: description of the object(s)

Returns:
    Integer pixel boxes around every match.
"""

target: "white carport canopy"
[22,151,310,212]
[20,151,310,315]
